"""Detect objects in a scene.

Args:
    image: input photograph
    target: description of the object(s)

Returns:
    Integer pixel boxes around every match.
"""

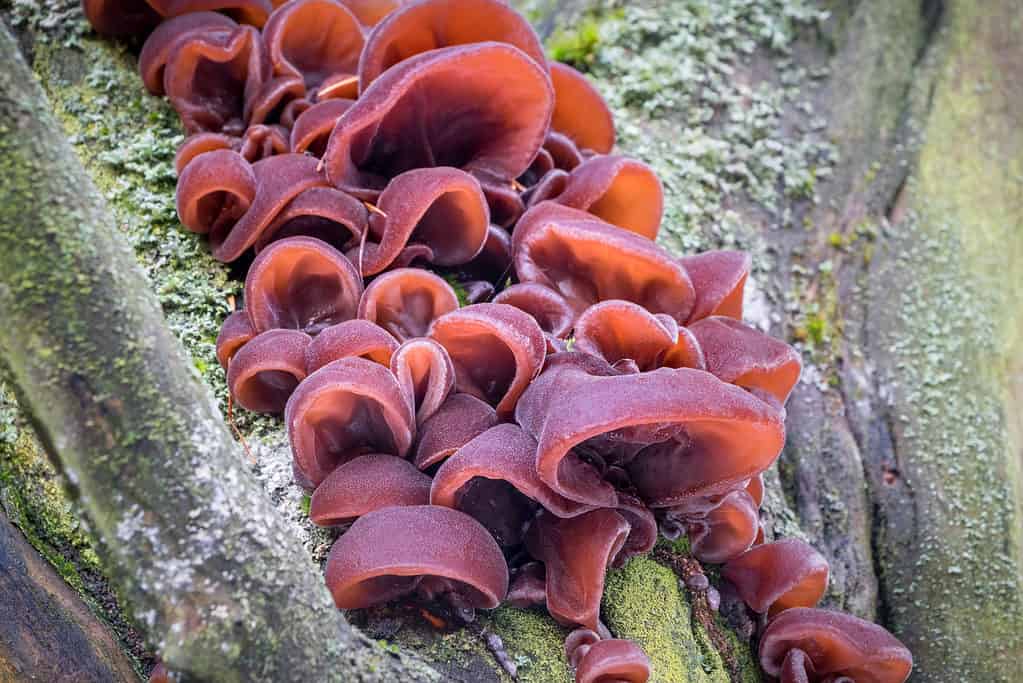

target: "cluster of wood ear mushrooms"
[84,1,913,681]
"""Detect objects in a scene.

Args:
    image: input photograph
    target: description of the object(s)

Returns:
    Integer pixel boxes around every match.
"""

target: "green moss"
[486,607,571,683]
[547,13,607,68]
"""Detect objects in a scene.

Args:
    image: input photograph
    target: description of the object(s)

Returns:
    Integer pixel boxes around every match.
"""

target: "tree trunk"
[0,0,1019,681]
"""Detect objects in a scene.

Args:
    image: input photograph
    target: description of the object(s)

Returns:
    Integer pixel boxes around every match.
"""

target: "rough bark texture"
[0,0,1020,681]
[0,18,438,683]
[0,508,138,682]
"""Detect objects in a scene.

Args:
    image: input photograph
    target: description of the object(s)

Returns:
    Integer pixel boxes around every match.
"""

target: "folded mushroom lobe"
[759,608,913,683]
[680,250,752,323]
[459,224,512,284]
[390,338,455,426]
[286,357,414,489]
[516,354,785,507]
[309,453,432,525]
[525,508,629,629]
[148,0,273,27]
[514,202,695,322]
[84,0,162,36]
[139,12,239,96]
[492,283,576,342]
[612,493,657,567]
[227,328,311,412]
[254,186,368,254]
[572,300,678,372]
[722,538,829,616]
[290,98,355,156]
[574,639,652,683]
[358,268,460,341]
[412,393,499,469]
[544,131,584,171]
[689,316,802,406]
[683,488,760,563]
[323,43,553,200]
[305,319,399,373]
[339,0,402,26]
[215,309,255,369]
[353,167,490,275]
[357,0,547,89]
[555,155,663,240]
[428,303,546,417]
[432,423,594,527]
[176,149,257,244]
[262,0,363,91]
[325,505,509,609]
[548,61,615,155]
[245,236,363,335]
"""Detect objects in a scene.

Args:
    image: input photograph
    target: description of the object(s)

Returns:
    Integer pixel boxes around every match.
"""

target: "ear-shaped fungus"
[227,328,310,412]
[352,167,490,275]
[305,319,399,373]
[262,0,363,93]
[525,509,630,629]
[722,538,829,616]
[432,424,593,525]
[325,505,508,609]
[759,608,913,683]
[176,151,330,261]
[286,357,414,489]
[309,454,431,525]
[339,0,402,26]
[688,316,802,406]
[357,0,546,90]
[492,283,576,345]
[290,99,355,156]
[680,250,751,323]
[244,236,363,335]
[554,155,663,240]
[676,488,760,563]
[148,0,273,27]
[390,338,455,426]
[215,309,255,368]
[84,0,161,36]
[573,639,651,683]
[412,393,499,469]
[548,61,615,155]
[253,186,368,254]
[322,43,553,200]
[573,300,702,372]
[513,202,695,321]
[428,303,546,417]
[358,269,459,341]
[515,354,786,508]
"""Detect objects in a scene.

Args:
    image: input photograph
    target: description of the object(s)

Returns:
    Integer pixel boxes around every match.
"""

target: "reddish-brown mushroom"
[390,338,455,426]
[325,505,509,609]
[253,186,368,254]
[548,61,615,155]
[357,0,547,90]
[285,357,414,489]
[309,453,432,526]
[148,0,273,27]
[339,0,402,26]
[759,608,912,683]
[515,353,786,508]
[573,638,651,683]
[215,309,255,369]
[304,319,399,373]
[176,151,330,261]
[688,316,802,406]
[322,43,553,201]
[428,303,546,418]
[573,300,703,372]
[350,167,490,275]
[226,328,310,412]
[262,0,363,94]
[525,508,629,629]
[553,155,663,240]
[244,236,363,335]
[513,202,695,321]
[680,250,752,323]
[722,538,829,616]
[357,268,459,341]
[676,488,760,563]
[412,393,499,470]
[84,0,161,36]
[290,99,355,156]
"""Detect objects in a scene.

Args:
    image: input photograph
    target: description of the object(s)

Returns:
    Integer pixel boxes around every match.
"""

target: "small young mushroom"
[325,505,508,609]
[759,608,912,683]
[679,488,760,563]
[304,319,399,373]
[548,61,615,155]
[412,393,500,470]
[554,155,663,240]
[390,338,455,426]
[573,638,651,683]
[309,454,432,526]
[680,250,752,323]
[428,303,546,418]
[358,269,460,341]
[215,309,255,369]
[226,328,311,412]
[722,538,829,616]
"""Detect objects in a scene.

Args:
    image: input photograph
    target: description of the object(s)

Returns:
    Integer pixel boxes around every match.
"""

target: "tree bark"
[0,19,437,683]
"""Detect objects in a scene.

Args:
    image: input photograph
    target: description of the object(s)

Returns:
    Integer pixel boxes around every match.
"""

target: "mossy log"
[0,0,1020,682]
[0,19,439,683]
